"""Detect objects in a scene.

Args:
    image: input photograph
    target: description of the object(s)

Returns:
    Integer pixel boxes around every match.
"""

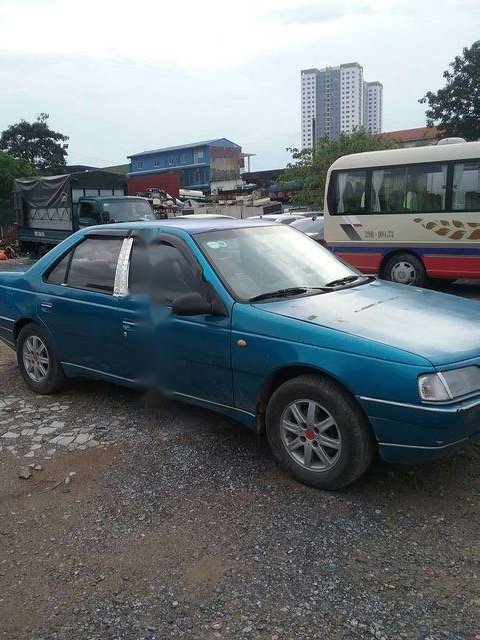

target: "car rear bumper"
[357,394,480,464]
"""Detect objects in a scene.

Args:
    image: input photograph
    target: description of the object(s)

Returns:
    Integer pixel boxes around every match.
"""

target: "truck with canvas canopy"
[14,170,154,256]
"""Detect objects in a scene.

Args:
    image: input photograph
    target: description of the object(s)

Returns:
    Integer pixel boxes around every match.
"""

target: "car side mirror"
[172,292,226,316]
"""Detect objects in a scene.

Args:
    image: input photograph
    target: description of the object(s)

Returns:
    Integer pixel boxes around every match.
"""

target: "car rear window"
[45,251,72,285]
[67,238,123,294]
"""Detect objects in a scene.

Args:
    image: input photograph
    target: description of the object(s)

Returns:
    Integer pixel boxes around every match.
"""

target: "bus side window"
[332,170,366,214]
[371,167,407,213]
[406,163,447,212]
[371,164,447,214]
[453,161,480,211]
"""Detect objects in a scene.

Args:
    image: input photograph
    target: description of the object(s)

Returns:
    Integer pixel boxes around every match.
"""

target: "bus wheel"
[382,252,427,287]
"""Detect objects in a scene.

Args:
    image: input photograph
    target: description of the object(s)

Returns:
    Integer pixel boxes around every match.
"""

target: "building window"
[153,160,159,168]
[180,153,187,164]
[137,161,143,169]
[194,149,204,164]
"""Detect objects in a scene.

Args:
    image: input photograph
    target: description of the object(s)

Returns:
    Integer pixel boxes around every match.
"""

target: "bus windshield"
[102,199,155,222]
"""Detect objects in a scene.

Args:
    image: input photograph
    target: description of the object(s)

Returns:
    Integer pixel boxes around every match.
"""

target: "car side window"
[45,251,72,285]
[67,237,123,294]
[129,240,203,302]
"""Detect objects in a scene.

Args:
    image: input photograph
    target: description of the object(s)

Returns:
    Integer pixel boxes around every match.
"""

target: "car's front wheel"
[266,375,376,490]
[16,323,66,394]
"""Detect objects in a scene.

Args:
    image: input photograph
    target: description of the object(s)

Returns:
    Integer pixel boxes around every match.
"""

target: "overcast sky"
[0,0,478,170]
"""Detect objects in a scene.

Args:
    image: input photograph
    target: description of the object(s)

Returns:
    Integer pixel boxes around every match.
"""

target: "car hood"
[255,280,480,367]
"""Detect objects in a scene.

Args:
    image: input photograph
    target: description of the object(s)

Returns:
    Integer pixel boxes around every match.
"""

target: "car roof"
[87,217,277,235]
[249,213,303,220]
[83,195,146,201]
[291,216,324,225]
[174,213,233,219]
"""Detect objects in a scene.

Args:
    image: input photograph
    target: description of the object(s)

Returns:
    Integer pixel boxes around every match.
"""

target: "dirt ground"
[0,336,479,639]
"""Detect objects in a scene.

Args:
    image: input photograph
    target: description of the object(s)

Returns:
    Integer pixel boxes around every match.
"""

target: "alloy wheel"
[22,336,50,383]
[280,399,342,471]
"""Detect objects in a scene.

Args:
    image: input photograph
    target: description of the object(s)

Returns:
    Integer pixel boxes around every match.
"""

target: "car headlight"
[418,366,480,402]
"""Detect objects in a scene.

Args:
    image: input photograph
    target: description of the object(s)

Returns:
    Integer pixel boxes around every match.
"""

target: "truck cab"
[77,196,155,227]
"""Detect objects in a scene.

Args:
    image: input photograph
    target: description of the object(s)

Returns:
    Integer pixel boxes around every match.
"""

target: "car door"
[39,232,127,379]
[116,233,234,406]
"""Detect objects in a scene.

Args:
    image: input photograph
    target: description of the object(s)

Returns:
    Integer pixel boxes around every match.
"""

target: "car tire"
[16,323,67,394]
[381,252,427,287]
[266,374,376,490]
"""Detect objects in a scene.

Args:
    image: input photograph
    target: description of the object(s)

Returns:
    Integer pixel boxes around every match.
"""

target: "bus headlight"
[418,367,480,402]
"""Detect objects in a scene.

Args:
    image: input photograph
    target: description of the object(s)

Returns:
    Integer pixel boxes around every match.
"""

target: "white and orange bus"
[324,140,480,286]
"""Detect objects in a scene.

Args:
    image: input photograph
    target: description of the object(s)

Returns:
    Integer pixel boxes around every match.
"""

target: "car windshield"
[196,225,358,301]
[291,217,324,233]
[102,199,155,222]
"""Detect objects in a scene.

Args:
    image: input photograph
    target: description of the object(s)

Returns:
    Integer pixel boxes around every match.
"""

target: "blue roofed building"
[127,138,246,192]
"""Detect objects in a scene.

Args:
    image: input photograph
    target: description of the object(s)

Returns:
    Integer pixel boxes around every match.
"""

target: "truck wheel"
[381,252,427,287]
[266,375,376,490]
[16,323,66,394]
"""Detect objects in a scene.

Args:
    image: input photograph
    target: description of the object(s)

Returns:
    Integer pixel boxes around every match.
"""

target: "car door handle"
[122,319,138,338]
[40,302,53,311]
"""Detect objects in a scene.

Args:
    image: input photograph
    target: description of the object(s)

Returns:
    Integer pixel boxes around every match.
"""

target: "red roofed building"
[381,126,441,147]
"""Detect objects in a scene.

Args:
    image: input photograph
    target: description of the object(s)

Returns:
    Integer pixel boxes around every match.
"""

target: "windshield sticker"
[207,241,221,249]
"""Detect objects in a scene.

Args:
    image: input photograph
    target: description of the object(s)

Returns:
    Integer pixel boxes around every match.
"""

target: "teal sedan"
[0,218,479,489]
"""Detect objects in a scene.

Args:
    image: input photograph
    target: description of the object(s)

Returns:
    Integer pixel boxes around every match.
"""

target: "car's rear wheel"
[266,375,375,490]
[381,252,427,287]
[16,323,66,394]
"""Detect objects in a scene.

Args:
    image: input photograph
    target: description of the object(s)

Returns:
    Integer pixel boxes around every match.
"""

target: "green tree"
[280,130,402,208]
[0,113,69,174]
[419,41,480,141]
[0,152,37,225]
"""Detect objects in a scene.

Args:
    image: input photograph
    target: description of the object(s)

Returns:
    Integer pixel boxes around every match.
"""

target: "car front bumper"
[357,394,480,464]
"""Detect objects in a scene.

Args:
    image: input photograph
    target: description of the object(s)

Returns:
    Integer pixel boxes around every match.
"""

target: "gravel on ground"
[0,259,479,639]
[0,340,479,640]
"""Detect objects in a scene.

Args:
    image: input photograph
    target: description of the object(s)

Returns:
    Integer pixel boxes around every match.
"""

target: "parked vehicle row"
[1,217,479,490]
